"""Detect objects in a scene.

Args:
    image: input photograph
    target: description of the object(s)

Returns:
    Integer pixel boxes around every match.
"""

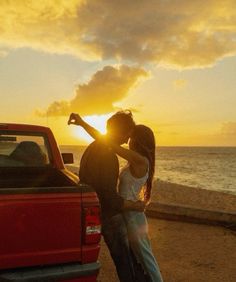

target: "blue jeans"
[102,213,149,282]
[123,211,163,282]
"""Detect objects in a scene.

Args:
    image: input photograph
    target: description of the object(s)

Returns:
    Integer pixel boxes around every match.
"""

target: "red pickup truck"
[0,123,101,281]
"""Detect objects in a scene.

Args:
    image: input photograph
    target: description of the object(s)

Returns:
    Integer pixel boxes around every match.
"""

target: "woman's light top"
[118,163,148,201]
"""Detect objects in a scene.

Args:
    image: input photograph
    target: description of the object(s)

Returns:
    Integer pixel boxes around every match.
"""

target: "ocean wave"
[153,178,236,196]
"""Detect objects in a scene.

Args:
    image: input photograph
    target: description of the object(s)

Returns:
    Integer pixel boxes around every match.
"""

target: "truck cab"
[0,123,101,281]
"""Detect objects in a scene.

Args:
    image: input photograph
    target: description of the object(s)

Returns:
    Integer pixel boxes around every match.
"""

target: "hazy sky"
[0,0,235,146]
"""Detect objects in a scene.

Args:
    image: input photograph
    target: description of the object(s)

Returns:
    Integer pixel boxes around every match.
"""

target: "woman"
[68,113,163,282]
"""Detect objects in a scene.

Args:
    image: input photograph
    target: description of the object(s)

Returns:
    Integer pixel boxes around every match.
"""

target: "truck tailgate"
[0,187,82,270]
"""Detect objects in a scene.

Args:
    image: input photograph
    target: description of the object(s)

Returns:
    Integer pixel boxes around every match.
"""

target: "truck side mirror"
[62,153,74,164]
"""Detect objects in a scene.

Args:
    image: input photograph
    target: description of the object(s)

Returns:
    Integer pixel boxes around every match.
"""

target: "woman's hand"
[68,113,84,126]
[144,198,151,206]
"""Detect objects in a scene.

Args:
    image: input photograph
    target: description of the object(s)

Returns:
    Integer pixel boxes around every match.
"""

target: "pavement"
[97,217,236,282]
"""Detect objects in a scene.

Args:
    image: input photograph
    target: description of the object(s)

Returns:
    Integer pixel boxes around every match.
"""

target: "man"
[68,111,148,282]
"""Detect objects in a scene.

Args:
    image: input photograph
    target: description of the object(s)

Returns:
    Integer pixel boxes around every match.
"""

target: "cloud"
[221,122,236,136]
[201,122,236,146]
[0,48,9,58]
[37,65,148,116]
[0,0,236,68]
[173,79,187,89]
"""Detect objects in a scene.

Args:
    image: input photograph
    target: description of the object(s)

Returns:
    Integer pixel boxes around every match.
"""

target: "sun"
[72,113,112,143]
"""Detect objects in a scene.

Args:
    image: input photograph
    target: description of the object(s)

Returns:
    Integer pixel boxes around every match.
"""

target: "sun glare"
[72,113,112,143]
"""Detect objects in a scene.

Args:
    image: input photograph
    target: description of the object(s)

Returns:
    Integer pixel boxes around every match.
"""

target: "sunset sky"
[0,0,235,146]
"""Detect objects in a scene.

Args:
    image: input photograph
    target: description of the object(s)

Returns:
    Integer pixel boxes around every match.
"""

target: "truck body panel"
[0,123,101,281]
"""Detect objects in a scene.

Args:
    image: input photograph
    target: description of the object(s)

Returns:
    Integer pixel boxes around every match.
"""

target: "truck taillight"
[83,206,101,245]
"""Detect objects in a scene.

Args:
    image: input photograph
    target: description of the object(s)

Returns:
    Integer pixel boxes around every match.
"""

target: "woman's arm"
[68,113,102,140]
[110,143,148,168]
[109,143,148,178]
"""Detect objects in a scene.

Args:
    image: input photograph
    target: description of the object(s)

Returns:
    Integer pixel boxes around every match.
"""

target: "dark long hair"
[130,125,156,201]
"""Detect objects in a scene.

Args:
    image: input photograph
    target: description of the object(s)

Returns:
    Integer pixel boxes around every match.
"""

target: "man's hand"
[123,200,147,212]
[68,113,84,126]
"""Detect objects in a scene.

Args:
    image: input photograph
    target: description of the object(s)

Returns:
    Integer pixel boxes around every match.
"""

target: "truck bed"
[0,167,77,189]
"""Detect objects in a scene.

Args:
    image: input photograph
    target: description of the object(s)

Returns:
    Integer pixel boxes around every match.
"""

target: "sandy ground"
[97,217,236,282]
[67,166,236,281]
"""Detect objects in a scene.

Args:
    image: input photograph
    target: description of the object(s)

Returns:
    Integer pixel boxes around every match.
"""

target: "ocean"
[60,145,236,195]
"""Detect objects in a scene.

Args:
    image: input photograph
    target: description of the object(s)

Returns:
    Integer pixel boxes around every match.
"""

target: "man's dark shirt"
[79,140,124,220]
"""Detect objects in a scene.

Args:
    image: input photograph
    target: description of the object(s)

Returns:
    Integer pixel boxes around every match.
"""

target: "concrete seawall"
[148,179,236,229]
[146,202,236,229]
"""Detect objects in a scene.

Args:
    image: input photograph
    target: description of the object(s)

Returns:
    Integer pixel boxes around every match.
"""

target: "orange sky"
[0,1,236,146]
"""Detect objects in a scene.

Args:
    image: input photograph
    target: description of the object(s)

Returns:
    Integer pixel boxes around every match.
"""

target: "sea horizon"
[60,144,236,148]
[60,145,236,196]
